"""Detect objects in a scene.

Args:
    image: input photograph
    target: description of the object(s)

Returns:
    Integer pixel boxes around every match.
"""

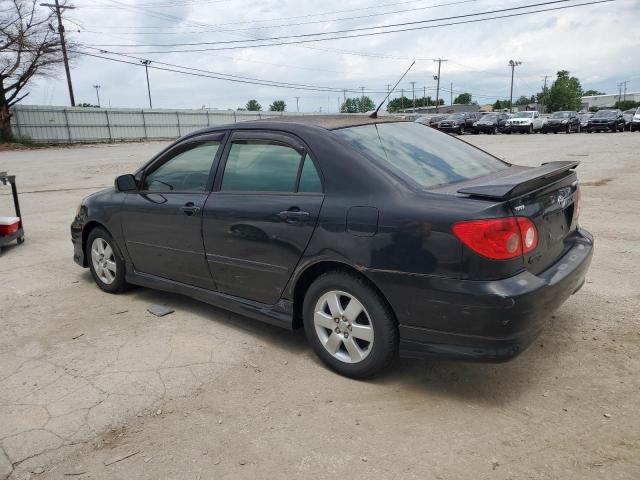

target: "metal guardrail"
[9,105,311,144]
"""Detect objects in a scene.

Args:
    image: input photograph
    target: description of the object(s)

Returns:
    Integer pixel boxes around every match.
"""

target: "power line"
[85,0,594,47]
[76,0,481,35]
[92,0,615,54]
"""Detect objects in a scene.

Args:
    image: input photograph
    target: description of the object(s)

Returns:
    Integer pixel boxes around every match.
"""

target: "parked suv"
[623,109,636,131]
[587,109,625,132]
[464,112,485,134]
[437,113,470,134]
[473,113,510,134]
[631,107,640,132]
[542,111,581,134]
[504,111,543,134]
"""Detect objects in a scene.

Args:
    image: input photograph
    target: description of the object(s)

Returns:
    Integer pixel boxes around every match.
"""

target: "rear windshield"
[594,110,616,118]
[333,122,508,188]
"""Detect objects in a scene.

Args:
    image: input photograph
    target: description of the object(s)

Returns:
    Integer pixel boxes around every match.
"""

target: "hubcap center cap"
[338,319,350,334]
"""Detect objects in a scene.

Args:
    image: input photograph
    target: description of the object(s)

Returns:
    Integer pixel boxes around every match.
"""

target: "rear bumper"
[369,229,593,362]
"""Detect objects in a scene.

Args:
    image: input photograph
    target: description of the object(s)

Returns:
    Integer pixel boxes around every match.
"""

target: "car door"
[202,130,324,305]
[121,133,226,289]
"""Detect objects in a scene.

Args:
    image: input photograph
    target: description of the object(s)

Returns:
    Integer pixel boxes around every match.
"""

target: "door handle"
[181,202,200,216]
[278,209,310,222]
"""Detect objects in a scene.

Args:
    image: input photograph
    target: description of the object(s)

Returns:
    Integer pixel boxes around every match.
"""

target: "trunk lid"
[453,161,581,275]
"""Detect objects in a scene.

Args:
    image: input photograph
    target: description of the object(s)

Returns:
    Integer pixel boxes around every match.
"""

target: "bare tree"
[0,0,67,140]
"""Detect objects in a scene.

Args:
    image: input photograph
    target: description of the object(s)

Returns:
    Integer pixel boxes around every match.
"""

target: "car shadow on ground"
[112,282,572,407]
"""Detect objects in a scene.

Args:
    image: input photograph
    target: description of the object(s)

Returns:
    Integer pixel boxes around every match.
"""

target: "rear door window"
[333,122,508,188]
[221,140,303,192]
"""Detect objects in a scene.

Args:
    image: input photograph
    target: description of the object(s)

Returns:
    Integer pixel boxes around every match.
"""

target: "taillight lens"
[453,217,538,260]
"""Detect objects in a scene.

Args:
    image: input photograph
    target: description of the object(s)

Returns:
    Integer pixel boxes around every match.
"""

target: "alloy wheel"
[313,290,374,364]
[91,237,117,285]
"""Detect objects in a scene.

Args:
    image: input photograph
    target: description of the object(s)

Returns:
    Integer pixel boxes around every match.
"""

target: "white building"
[581,92,640,110]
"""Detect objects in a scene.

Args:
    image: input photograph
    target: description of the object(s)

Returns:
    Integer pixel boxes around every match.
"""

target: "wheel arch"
[290,260,396,329]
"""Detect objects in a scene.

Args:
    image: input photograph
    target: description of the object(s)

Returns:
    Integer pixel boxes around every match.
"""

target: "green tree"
[546,70,583,112]
[0,0,71,140]
[453,93,472,104]
[246,99,262,111]
[583,89,606,96]
[614,100,640,110]
[269,100,286,111]
[492,99,511,111]
[340,96,375,113]
[387,95,442,112]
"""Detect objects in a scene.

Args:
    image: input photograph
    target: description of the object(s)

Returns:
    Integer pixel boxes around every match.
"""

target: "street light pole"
[433,58,447,113]
[410,81,416,111]
[92,84,101,107]
[140,60,153,108]
[508,59,522,113]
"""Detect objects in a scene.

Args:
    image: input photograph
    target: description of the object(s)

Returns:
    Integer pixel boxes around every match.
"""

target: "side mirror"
[115,174,137,192]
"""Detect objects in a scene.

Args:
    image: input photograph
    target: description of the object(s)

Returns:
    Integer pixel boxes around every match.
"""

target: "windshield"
[445,113,466,120]
[512,111,534,118]
[551,112,571,118]
[333,122,508,188]
[481,114,498,121]
[594,110,616,118]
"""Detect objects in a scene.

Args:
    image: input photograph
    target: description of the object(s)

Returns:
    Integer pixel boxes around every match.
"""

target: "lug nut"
[344,332,349,338]
[334,318,339,323]
[335,327,340,333]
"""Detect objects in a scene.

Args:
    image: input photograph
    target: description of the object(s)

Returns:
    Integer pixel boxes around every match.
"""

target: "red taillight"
[453,217,538,260]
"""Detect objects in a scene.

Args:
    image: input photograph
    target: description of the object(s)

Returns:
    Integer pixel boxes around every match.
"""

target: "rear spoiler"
[457,160,580,200]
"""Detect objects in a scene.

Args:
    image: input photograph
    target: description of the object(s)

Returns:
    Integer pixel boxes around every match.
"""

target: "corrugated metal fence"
[10,105,312,144]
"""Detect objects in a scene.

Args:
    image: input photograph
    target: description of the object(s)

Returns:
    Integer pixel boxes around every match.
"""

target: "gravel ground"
[0,132,638,480]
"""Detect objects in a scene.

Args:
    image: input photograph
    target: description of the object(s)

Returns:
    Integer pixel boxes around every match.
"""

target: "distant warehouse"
[581,92,640,110]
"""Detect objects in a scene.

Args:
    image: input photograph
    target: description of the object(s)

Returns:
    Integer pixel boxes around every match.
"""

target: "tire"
[493,126,498,135]
[459,126,465,135]
[303,271,398,378]
[16,236,24,245]
[566,125,571,134]
[528,125,533,134]
[86,226,128,293]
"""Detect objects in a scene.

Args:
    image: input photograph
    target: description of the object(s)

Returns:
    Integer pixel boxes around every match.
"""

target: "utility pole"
[540,75,549,113]
[92,84,101,107]
[295,96,299,112]
[410,81,416,111]
[450,82,453,105]
[41,0,75,106]
[401,88,404,110]
[360,86,365,112]
[621,80,629,101]
[140,60,153,108]
[508,59,522,113]
[423,86,426,107]
[343,89,347,103]
[385,84,391,109]
[433,58,447,113]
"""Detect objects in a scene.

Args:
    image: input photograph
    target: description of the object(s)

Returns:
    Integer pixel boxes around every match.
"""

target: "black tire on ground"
[493,126,498,135]
[459,126,465,135]
[16,236,24,244]
[528,125,533,134]
[566,125,571,134]
[303,270,398,378]
[86,226,128,294]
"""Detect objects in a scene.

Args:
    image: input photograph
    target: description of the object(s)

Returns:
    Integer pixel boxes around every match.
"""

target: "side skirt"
[125,269,294,330]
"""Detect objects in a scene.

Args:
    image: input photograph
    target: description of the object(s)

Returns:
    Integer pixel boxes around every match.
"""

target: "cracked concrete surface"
[1,136,639,479]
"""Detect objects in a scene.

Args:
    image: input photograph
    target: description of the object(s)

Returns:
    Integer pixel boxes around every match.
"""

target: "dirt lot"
[0,132,638,480]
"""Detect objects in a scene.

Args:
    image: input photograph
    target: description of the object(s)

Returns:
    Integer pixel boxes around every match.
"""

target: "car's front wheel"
[87,227,128,293]
[303,271,398,378]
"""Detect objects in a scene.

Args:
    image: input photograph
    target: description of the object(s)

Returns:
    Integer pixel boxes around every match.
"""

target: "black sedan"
[473,112,510,134]
[71,116,593,378]
[587,109,625,132]
[542,111,581,134]
[437,113,469,134]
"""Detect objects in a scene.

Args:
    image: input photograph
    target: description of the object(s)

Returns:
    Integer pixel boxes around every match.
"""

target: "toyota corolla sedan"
[71,116,593,378]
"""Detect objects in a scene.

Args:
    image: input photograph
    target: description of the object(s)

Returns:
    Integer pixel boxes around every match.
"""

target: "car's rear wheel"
[87,227,128,293]
[493,126,498,135]
[303,271,398,378]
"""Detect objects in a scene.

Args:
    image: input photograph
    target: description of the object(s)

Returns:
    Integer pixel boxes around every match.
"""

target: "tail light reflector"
[453,217,538,260]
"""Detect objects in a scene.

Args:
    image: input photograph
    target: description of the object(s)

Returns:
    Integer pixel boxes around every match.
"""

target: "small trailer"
[0,172,24,254]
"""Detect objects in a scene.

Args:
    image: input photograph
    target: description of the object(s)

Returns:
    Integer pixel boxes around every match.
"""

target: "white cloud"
[26,0,640,111]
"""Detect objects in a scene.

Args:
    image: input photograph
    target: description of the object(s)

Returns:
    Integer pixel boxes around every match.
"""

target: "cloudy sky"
[25,0,640,112]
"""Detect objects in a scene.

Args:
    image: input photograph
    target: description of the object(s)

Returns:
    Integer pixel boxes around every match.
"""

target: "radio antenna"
[370,60,416,118]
